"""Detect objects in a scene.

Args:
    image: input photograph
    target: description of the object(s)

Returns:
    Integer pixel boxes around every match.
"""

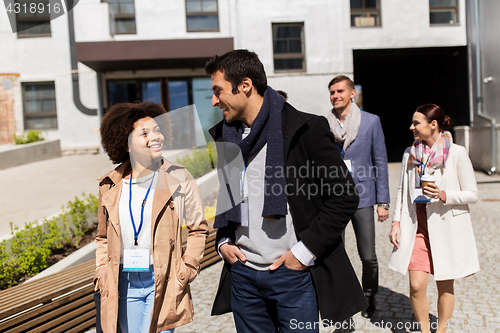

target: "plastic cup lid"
[421,174,436,181]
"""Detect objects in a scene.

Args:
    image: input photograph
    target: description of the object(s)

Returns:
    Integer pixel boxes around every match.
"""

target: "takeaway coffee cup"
[421,174,435,197]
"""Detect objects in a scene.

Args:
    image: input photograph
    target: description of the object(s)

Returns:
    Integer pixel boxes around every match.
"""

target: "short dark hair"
[328,75,355,90]
[205,49,267,96]
[276,90,288,100]
[416,104,453,131]
[100,102,172,164]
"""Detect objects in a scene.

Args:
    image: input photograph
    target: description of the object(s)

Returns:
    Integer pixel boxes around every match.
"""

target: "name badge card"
[413,188,431,203]
[344,159,353,173]
[123,249,150,271]
[240,197,249,227]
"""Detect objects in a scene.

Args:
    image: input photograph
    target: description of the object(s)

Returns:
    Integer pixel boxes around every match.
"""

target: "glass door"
[141,80,162,103]
[107,79,162,107]
[192,77,222,143]
[107,80,138,107]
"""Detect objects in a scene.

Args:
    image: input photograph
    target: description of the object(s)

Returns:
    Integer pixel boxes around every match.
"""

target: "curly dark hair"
[100,102,172,164]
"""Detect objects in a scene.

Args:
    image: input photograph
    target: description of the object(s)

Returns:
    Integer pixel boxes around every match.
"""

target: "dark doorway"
[353,46,469,162]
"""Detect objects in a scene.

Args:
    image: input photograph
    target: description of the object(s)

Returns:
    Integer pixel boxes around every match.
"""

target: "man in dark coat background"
[206,49,366,333]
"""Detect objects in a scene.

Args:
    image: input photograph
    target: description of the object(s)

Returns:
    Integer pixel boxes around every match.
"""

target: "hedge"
[0,193,98,290]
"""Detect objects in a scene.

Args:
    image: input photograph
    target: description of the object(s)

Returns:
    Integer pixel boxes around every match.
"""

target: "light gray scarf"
[327,102,361,153]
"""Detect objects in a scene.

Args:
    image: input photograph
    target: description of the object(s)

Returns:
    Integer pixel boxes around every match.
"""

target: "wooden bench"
[0,226,219,333]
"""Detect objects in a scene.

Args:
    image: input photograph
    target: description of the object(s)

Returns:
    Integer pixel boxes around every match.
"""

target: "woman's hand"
[423,182,443,200]
[389,224,401,249]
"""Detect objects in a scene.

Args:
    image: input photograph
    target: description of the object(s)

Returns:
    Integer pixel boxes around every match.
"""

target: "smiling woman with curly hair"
[95,101,208,333]
[100,102,173,164]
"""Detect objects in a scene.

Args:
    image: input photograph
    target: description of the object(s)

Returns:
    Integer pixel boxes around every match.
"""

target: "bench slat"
[45,308,96,333]
[31,302,95,333]
[1,289,94,333]
[0,261,94,308]
[63,317,98,333]
[0,222,221,332]
[201,247,218,260]
[0,276,92,320]
[201,255,222,270]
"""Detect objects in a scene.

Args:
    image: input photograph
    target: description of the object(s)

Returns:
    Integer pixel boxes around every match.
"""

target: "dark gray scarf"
[214,86,287,229]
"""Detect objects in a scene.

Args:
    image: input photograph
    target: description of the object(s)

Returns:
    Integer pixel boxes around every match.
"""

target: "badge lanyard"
[129,169,156,246]
[240,159,248,200]
[339,121,345,158]
[239,159,250,227]
[420,154,432,181]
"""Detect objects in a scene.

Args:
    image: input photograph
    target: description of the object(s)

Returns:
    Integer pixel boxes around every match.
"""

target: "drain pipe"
[67,0,97,116]
[473,0,497,174]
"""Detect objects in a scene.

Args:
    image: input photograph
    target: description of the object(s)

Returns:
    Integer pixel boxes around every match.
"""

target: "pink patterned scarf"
[409,131,453,187]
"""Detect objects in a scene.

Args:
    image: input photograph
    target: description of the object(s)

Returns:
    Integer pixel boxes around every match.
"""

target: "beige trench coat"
[389,143,480,281]
[94,159,208,333]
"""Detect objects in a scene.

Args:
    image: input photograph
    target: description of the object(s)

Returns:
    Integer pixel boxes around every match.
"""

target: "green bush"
[0,193,98,290]
[13,130,45,145]
[60,194,98,247]
[175,142,217,179]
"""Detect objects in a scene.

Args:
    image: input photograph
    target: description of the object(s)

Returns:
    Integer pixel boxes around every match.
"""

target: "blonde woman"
[389,104,479,333]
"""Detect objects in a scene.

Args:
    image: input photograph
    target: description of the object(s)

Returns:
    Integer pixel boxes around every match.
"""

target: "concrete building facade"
[0,0,472,159]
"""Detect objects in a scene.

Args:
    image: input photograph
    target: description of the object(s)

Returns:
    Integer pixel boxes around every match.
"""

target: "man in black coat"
[206,49,366,333]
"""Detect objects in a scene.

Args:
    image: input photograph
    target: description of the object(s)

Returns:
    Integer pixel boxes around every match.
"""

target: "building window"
[429,0,458,25]
[102,0,136,34]
[22,82,58,130]
[186,0,219,31]
[106,77,221,149]
[272,23,305,72]
[350,0,381,27]
[16,0,51,38]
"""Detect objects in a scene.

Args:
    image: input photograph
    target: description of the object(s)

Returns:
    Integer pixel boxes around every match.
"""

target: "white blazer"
[389,143,480,281]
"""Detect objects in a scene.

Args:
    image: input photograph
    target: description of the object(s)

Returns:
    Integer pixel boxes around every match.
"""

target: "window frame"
[350,0,382,28]
[22,81,58,130]
[185,0,219,32]
[429,0,459,25]
[272,22,306,73]
[15,0,51,38]
[102,0,137,35]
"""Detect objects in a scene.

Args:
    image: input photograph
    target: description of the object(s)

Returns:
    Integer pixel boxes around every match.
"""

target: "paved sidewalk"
[0,154,114,239]
[3,154,498,332]
[177,163,500,333]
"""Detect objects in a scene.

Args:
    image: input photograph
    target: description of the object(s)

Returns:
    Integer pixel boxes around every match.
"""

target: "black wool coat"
[209,102,367,324]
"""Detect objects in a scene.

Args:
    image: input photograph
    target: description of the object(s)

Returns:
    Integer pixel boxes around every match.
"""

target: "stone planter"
[0,139,61,170]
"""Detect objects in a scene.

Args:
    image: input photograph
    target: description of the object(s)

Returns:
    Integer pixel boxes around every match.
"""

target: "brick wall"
[0,74,19,145]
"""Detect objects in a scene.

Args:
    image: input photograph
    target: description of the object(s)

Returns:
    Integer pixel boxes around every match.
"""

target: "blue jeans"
[118,266,174,333]
[230,261,319,333]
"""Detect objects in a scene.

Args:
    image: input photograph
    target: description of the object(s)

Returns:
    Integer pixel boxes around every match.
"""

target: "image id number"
[6,1,62,15]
